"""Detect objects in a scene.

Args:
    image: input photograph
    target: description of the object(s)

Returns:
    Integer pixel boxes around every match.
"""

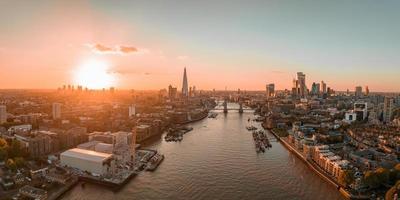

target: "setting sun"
[73,59,115,89]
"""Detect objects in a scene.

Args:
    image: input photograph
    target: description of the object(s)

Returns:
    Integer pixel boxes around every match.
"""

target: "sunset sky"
[0,0,399,91]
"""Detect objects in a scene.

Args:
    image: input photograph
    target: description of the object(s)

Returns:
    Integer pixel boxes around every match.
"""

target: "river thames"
[63,103,343,200]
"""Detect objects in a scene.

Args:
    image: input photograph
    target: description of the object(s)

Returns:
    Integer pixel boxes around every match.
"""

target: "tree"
[6,158,17,171]
[339,170,355,187]
[363,171,380,189]
[0,138,8,161]
[8,140,22,158]
[14,157,25,168]
[0,138,7,148]
[0,148,7,161]
[375,167,390,185]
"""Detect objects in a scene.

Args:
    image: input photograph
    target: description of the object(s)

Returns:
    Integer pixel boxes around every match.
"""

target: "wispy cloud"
[86,43,146,55]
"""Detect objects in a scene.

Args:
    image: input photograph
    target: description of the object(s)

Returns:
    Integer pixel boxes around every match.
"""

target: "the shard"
[182,67,189,97]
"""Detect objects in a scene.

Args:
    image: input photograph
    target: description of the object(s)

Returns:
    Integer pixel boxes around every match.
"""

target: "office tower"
[321,81,327,94]
[192,86,196,97]
[354,102,368,121]
[129,105,136,117]
[182,67,189,97]
[52,103,61,120]
[297,72,307,98]
[292,79,299,97]
[311,82,320,96]
[383,97,394,123]
[355,86,363,97]
[315,83,320,94]
[365,86,369,96]
[266,83,275,98]
[168,85,177,100]
[0,105,7,124]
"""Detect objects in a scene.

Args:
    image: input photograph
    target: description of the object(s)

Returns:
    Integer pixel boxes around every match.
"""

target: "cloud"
[94,44,113,52]
[119,46,137,53]
[86,43,143,55]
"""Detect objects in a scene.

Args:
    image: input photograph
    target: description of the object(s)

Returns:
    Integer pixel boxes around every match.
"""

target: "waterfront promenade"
[268,129,369,200]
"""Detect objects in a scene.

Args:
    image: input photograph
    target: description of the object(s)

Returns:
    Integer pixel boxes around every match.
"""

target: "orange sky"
[1,1,399,92]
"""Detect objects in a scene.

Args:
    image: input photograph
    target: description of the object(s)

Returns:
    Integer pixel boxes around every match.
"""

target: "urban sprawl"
[0,69,400,200]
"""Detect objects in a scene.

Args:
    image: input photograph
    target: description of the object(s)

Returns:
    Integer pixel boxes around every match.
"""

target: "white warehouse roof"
[61,148,112,163]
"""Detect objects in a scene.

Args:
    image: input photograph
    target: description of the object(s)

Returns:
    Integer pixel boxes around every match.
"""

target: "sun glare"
[74,59,115,89]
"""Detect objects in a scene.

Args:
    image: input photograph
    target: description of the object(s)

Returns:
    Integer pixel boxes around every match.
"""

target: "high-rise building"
[365,86,369,96]
[321,81,327,94]
[182,67,189,97]
[383,97,394,123]
[168,85,177,100]
[0,105,7,124]
[292,79,299,97]
[266,83,275,98]
[128,105,136,117]
[311,82,320,96]
[52,103,61,120]
[192,86,196,97]
[297,72,307,98]
[355,86,363,98]
[354,102,368,121]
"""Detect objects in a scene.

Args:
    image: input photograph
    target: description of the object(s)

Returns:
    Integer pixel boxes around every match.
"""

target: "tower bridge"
[212,100,251,113]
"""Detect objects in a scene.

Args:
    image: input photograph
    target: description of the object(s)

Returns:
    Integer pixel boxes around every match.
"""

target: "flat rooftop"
[61,148,113,163]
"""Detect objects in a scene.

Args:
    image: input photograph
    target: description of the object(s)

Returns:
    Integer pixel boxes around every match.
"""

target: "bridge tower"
[223,99,228,113]
[239,102,243,114]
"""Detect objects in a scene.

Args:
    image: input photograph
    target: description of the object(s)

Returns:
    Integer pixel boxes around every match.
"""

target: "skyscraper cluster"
[291,72,331,98]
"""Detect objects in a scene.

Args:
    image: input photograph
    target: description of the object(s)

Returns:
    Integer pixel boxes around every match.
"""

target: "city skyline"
[1,1,400,91]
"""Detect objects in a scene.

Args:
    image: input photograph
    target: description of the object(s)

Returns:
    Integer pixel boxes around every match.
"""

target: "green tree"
[338,170,355,187]
[363,171,381,189]
[0,138,8,161]
[375,167,390,185]
[6,158,17,171]
[0,148,7,161]
[8,140,22,158]
[14,157,25,168]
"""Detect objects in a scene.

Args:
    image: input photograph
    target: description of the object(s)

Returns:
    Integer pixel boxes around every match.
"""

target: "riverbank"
[268,128,369,200]
[177,110,209,125]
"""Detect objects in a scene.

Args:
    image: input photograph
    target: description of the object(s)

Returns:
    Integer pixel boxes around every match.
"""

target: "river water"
[63,103,343,200]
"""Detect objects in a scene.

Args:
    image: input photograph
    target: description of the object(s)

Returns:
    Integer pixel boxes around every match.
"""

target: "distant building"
[15,132,52,158]
[354,102,368,121]
[297,72,307,98]
[0,105,6,124]
[355,86,363,98]
[168,85,177,100]
[383,97,394,123]
[365,86,369,96]
[311,82,320,96]
[52,103,61,120]
[344,111,357,123]
[128,104,136,117]
[321,81,327,94]
[266,83,275,98]
[182,67,189,97]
